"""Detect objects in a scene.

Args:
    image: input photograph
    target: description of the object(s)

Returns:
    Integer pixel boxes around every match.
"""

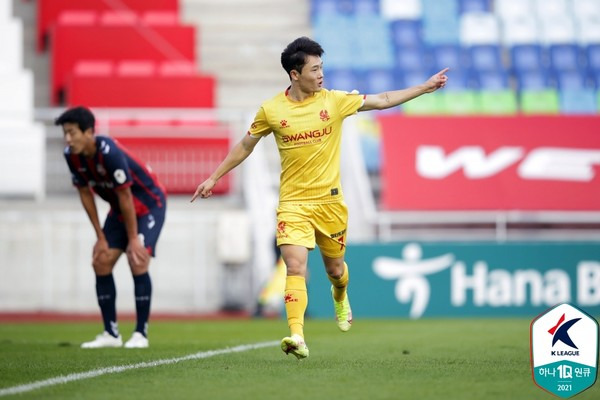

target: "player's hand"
[191,178,217,202]
[126,236,149,269]
[92,237,110,264]
[424,67,449,93]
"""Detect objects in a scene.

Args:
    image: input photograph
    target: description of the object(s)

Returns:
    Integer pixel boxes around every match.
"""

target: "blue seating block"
[390,20,422,48]
[511,45,548,72]
[429,44,469,71]
[514,69,553,90]
[469,45,503,72]
[559,89,598,114]
[458,0,491,13]
[549,44,582,71]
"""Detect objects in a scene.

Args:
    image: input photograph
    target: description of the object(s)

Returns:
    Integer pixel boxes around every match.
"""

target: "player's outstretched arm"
[359,67,449,112]
[191,134,260,202]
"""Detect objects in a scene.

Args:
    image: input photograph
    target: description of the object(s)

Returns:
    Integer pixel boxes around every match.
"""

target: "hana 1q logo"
[531,303,599,398]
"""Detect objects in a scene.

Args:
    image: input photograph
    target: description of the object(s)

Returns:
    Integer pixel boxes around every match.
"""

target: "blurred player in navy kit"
[56,106,167,348]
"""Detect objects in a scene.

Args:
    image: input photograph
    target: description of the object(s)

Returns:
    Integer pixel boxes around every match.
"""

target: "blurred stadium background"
[1,0,600,319]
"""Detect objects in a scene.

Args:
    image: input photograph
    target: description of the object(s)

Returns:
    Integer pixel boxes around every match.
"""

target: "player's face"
[298,55,323,93]
[63,122,91,155]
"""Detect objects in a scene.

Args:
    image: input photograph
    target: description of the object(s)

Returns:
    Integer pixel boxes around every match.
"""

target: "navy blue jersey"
[64,135,166,216]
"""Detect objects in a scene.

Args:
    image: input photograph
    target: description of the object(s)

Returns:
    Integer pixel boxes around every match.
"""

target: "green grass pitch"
[0,318,598,399]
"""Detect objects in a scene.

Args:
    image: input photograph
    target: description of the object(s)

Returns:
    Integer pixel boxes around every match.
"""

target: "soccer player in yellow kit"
[192,37,448,359]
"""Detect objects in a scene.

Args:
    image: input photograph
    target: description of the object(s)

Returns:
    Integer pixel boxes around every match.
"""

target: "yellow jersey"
[248,88,364,204]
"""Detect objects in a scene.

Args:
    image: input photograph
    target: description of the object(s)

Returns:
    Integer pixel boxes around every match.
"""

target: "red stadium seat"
[37,0,179,51]
[67,70,215,108]
[113,135,231,195]
[51,23,196,104]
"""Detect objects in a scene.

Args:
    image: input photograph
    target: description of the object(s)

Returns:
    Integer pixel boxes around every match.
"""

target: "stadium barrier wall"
[307,241,600,319]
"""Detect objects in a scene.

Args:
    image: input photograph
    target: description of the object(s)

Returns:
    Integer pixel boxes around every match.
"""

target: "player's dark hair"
[281,37,324,79]
[54,106,95,133]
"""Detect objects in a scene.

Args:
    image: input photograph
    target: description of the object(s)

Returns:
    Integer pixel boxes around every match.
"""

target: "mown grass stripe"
[0,340,279,397]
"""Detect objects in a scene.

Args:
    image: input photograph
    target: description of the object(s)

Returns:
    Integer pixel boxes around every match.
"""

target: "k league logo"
[531,303,599,398]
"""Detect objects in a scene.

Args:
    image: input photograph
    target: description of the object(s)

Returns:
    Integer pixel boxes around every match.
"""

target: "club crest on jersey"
[100,140,110,154]
[320,109,330,121]
[280,120,290,128]
[114,169,126,184]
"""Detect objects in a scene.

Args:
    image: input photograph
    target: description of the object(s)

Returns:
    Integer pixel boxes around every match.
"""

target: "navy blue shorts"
[103,201,166,257]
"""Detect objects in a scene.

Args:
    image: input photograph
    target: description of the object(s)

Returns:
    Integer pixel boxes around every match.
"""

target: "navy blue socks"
[96,274,118,337]
[133,272,152,337]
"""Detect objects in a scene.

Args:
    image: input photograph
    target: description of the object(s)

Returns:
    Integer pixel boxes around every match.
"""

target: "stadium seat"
[559,88,598,114]
[472,69,510,90]
[0,19,23,73]
[400,91,444,114]
[0,71,34,121]
[587,45,600,72]
[116,60,156,76]
[495,0,535,20]
[501,16,540,45]
[434,69,473,90]
[354,0,380,14]
[380,0,422,20]
[395,46,428,71]
[99,11,138,25]
[362,69,397,93]
[440,91,481,114]
[520,89,560,114]
[458,0,491,14]
[141,11,179,26]
[310,0,337,17]
[577,16,600,45]
[459,12,501,45]
[510,44,547,71]
[514,69,553,90]
[572,0,600,20]
[37,0,180,52]
[356,15,395,69]
[478,90,518,114]
[398,70,431,88]
[553,69,589,90]
[539,16,577,45]
[56,11,97,25]
[336,0,356,14]
[0,0,11,22]
[72,60,114,76]
[423,16,460,45]
[533,0,570,19]
[422,0,459,20]
[469,44,503,71]
[325,69,359,92]
[428,44,469,71]
[548,44,582,71]
[390,20,422,48]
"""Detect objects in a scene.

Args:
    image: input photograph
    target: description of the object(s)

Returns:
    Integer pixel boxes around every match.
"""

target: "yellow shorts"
[276,201,348,258]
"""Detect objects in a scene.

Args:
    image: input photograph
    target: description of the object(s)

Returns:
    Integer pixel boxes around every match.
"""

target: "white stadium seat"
[539,16,577,45]
[460,12,501,45]
[0,19,23,73]
[494,0,535,20]
[0,70,34,121]
[0,0,12,21]
[501,16,540,45]
[381,0,422,20]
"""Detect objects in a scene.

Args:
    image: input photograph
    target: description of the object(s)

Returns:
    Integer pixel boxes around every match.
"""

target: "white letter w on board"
[416,146,524,179]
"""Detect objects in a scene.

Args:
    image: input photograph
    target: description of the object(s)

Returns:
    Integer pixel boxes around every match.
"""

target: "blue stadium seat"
[325,69,360,92]
[310,0,337,18]
[434,68,475,90]
[553,69,590,90]
[559,88,598,114]
[514,69,553,90]
[398,70,431,88]
[472,69,510,90]
[469,44,503,72]
[586,44,600,72]
[336,0,355,14]
[361,68,398,93]
[423,16,460,45]
[390,20,422,48]
[428,44,469,71]
[548,44,582,71]
[422,0,459,20]
[395,46,428,71]
[511,44,548,71]
[458,0,491,13]
[355,0,380,14]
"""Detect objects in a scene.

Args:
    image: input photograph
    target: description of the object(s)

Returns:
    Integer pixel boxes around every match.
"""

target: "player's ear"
[290,69,300,81]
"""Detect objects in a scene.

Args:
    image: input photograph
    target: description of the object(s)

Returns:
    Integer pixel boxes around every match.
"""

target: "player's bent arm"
[208,134,261,183]
[77,186,104,240]
[115,186,139,242]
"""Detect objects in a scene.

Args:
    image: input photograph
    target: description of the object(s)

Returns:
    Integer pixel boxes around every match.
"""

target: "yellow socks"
[284,275,307,337]
[328,262,349,302]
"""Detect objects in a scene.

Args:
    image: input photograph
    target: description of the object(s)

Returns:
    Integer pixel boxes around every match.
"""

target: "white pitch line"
[0,340,279,397]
